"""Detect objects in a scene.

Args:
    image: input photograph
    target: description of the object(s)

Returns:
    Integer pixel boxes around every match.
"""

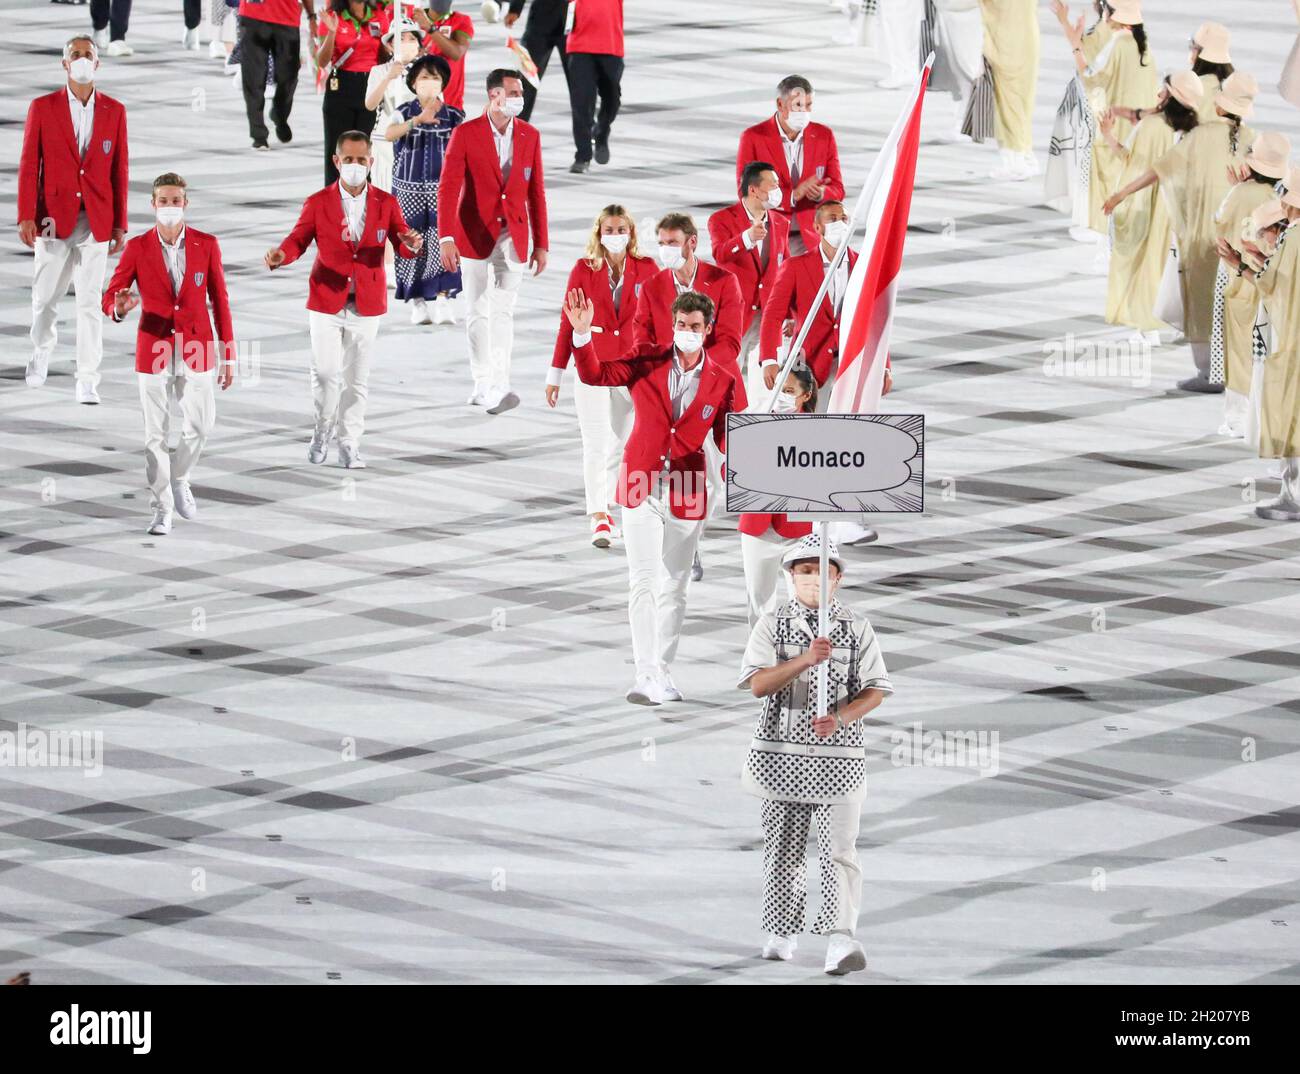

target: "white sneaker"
[308,430,329,464]
[1141,330,1162,348]
[591,516,613,548]
[182,27,200,50]
[147,508,172,536]
[432,294,457,325]
[75,381,100,405]
[1017,151,1040,178]
[1088,245,1111,275]
[761,933,798,961]
[208,38,225,59]
[481,0,502,23]
[171,480,198,520]
[338,442,366,469]
[1068,225,1100,244]
[657,670,684,702]
[484,386,520,415]
[26,353,49,387]
[93,28,109,49]
[106,39,133,57]
[626,674,665,706]
[467,382,489,406]
[830,520,878,546]
[824,934,867,976]
[410,297,432,325]
[989,149,1031,182]
[1256,496,1300,521]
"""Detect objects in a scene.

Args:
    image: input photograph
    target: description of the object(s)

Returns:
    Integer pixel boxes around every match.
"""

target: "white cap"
[781,532,845,573]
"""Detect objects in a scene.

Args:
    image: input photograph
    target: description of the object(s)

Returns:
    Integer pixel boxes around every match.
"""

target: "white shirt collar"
[339,181,367,203]
[491,114,514,140]
[672,350,705,375]
[775,112,803,144]
[67,86,94,109]
[157,225,186,249]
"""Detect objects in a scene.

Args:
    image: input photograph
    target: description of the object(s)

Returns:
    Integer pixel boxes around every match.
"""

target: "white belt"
[750,737,864,759]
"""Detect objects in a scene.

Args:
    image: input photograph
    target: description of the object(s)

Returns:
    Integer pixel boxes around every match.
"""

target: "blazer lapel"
[146,229,177,298]
[483,117,505,186]
[676,360,721,428]
[53,91,80,160]
[764,117,793,190]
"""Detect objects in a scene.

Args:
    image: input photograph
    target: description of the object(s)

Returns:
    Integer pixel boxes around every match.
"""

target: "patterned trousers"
[760,792,864,938]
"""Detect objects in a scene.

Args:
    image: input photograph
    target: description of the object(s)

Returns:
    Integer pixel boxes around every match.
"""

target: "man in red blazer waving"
[266,130,422,469]
[736,75,844,257]
[18,35,129,404]
[566,288,737,708]
[438,68,548,416]
[708,160,791,400]
[103,174,234,536]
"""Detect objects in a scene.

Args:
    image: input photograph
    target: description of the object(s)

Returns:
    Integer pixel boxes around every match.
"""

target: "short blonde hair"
[584,204,641,268]
[152,173,188,195]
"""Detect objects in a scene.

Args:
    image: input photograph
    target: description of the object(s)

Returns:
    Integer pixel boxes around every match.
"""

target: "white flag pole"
[817,520,830,719]
[757,57,933,416]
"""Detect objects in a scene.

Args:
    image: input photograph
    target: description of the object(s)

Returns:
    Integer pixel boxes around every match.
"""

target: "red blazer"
[707,201,791,334]
[632,261,747,407]
[552,254,658,369]
[736,117,844,242]
[438,115,548,262]
[101,227,234,374]
[275,183,415,316]
[572,342,737,520]
[18,89,128,242]
[761,247,881,387]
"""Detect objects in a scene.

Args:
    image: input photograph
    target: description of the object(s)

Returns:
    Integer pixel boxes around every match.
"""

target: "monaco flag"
[827,62,931,415]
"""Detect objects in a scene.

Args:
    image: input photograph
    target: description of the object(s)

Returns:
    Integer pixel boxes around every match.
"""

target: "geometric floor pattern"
[1,0,1298,982]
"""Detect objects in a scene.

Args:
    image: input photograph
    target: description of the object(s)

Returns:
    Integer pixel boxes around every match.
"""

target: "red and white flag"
[828,64,930,415]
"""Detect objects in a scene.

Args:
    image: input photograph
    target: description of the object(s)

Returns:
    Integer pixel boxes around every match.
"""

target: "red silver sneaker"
[591,517,613,548]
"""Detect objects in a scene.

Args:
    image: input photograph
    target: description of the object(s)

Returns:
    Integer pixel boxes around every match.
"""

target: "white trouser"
[621,492,705,678]
[461,230,526,391]
[738,316,761,382]
[881,0,922,82]
[308,303,380,446]
[573,379,633,515]
[761,785,866,937]
[138,366,217,512]
[741,530,796,628]
[31,212,108,386]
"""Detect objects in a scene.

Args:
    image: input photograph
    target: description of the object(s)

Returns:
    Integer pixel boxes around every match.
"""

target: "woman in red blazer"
[545,205,657,547]
[739,366,818,626]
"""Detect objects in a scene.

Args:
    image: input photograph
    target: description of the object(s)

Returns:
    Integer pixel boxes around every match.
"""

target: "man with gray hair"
[17,35,129,403]
[736,75,845,256]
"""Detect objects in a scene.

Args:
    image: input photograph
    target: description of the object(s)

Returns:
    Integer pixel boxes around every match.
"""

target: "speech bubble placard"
[725,413,924,515]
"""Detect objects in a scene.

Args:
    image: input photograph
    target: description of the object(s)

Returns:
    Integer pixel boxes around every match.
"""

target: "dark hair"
[1131,23,1149,66]
[486,67,522,93]
[1224,113,1244,155]
[776,74,813,99]
[330,0,375,13]
[1160,87,1199,134]
[406,54,451,93]
[786,366,818,413]
[656,212,697,240]
[671,290,715,323]
[335,129,372,152]
[739,160,777,200]
[1246,167,1277,185]
[1191,57,1233,81]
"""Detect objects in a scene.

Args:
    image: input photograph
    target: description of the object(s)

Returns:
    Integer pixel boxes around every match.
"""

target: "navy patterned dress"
[391,98,464,302]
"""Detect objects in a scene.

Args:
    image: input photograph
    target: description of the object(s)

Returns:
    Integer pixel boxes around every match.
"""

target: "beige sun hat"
[1216,71,1260,118]
[1109,1,1143,24]
[1283,167,1300,210]
[1245,133,1292,179]
[1193,21,1231,64]
[1251,199,1287,233]
[1167,70,1204,110]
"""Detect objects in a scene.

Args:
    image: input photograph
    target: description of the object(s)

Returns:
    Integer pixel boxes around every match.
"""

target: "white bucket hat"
[781,532,845,574]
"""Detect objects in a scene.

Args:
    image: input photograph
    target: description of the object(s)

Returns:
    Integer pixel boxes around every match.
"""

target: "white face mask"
[398,41,420,63]
[822,220,850,247]
[155,206,184,228]
[785,109,812,132]
[415,78,442,99]
[658,244,686,270]
[501,96,525,117]
[674,329,705,354]
[68,57,95,85]
[600,233,630,254]
[339,162,369,187]
[791,571,838,607]
[765,185,783,210]
[772,390,799,413]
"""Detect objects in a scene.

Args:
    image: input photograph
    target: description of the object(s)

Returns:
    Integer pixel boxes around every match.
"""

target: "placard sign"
[724,413,924,516]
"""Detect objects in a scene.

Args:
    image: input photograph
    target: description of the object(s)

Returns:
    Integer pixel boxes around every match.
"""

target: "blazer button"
[613,329,619,336]
[79,169,85,175]
[751,304,759,311]
[174,304,180,311]
[501,194,507,200]
[76,191,82,198]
